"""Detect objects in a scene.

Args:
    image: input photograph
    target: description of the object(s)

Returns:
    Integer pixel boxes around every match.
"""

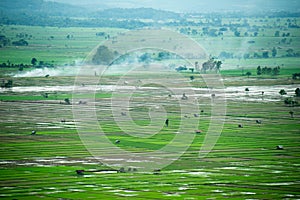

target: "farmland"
[1,2,300,199]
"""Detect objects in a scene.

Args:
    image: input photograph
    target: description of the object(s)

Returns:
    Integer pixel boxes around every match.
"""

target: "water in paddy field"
[1,83,298,102]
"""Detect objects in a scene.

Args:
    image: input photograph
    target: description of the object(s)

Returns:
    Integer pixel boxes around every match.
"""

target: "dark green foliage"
[0,35,10,47]
[279,89,287,95]
[64,98,70,105]
[12,39,28,46]
[292,73,300,80]
[257,66,262,75]
[262,51,269,58]
[260,66,280,76]
[31,58,37,66]
[284,97,298,106]
[1,79,13,88]
[295,88,300,97]
[245,71,252,78]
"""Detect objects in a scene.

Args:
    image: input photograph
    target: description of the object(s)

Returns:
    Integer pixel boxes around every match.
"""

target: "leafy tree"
[245,71,252,78]
[274,30,280,37]
[139,53,152,64]
[292,73,300,80]
[284,98,297,107]
[201,58,215,73]
[12,39,28,46]
[234,30,241,37]
[215,60,222,72]
[64,98,71,105]
[262,51,269,58]
[0,35,10,46]
[92,45,117,65]
[31,58,37,65]
[257,66,262,75]
[295,88,300,97]
[272,66,280,76]
[279,89,287,96]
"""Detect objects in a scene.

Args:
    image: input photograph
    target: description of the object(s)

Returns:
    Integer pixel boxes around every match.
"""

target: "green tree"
[272,66,280,76]
[64,98,71,105]
[257,66,262,75]
[31,58,37,66]
[279,89,287,96]
[262,51,269,58]
[215,60,222,72]
[245,71,252,78]
[295,88,300,97]
[92,45,116,65]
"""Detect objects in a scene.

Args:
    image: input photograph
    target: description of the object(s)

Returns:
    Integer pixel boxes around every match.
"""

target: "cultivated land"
[0,15,300,200]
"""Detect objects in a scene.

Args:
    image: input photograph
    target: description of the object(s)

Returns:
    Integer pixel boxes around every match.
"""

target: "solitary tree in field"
[64,98,71,105]
[279,89,287,96]
[245,71,252,78]
[295,88,300,97]
[31,58,37,66]
[92,45,116,65]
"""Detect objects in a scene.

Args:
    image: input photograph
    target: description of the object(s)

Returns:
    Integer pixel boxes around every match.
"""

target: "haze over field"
[48,0,300,12]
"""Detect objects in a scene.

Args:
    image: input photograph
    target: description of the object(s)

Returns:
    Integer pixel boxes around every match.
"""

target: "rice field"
[0,69,299,199]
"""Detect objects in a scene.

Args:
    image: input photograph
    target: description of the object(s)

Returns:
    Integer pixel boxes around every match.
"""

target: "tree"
[245,71,252,78]
[12,39,28,46]
[92,45,116,65]
[272,66,280,76]
[202,58,215,73]
[64,98,71,105]
[215,60,222,72]
[274,30,280,37]
[234,30,241,37]
[257,66,262,75]
[0,35,10,46]
[1,80,13,88]
[284,98,298,107]
[31,58,37,66]
[292,73,300,80]
[295,88,300,97]
[279,89,287,96]
[262,51,269,58]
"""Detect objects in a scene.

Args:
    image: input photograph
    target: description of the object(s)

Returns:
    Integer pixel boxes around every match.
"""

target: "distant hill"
[93,8,181,20]
[0,0,88,17]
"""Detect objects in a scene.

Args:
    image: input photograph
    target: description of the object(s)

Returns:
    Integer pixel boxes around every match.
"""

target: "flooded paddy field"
[0,73,300,199]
